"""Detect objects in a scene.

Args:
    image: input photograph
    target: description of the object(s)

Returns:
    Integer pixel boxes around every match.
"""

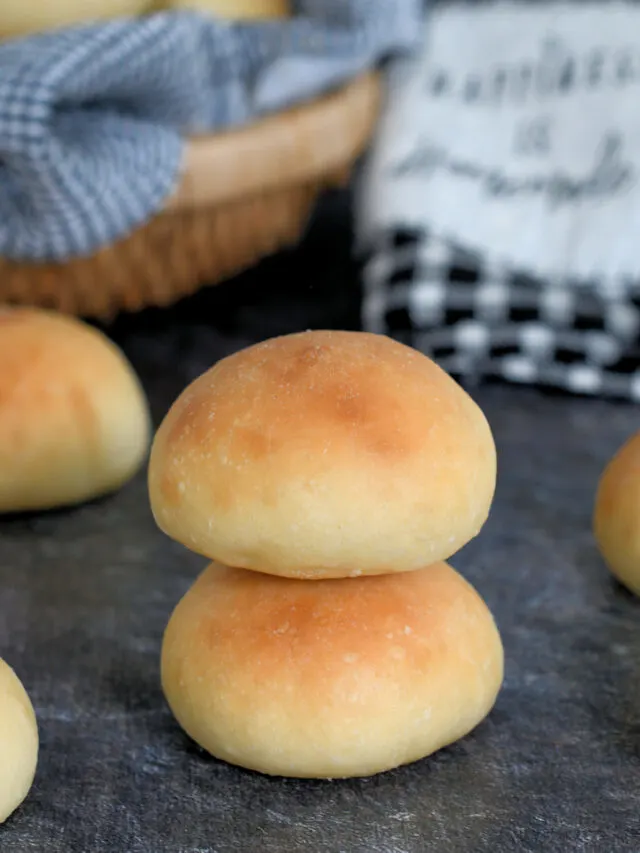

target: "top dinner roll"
[0,308,151,513]
[148,331,496,578]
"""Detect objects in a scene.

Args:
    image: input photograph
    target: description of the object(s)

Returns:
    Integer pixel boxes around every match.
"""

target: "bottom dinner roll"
[161,561,504,779]
[594,429,640,596]
[0,659,38,824]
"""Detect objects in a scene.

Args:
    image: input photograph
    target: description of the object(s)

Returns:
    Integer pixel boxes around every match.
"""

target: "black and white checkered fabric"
[362,227,640,400]
[0,1,420,263]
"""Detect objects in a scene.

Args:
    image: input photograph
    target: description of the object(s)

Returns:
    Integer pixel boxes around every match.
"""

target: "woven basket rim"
[0,71,381,321]
[164,71,380,213]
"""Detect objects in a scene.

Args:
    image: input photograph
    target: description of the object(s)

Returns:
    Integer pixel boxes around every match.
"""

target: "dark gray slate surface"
[1,198,640,852]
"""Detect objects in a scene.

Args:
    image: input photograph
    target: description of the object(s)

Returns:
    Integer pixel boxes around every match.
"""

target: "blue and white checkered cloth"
[0,0,421,262]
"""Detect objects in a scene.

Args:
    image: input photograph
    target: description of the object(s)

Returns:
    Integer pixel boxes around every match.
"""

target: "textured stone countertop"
[1,197,640,852]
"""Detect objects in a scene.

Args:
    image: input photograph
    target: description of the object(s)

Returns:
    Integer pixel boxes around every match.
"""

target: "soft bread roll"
[0,308,151,513]
[0,0,150,39]
[0,659,38,824]
[158,0,289,18]
[161,560,504,779]
[148,330,496,579]
[594,430,640,596]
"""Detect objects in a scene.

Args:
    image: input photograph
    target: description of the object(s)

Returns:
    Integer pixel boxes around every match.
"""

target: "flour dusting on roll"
[148,330,496,579]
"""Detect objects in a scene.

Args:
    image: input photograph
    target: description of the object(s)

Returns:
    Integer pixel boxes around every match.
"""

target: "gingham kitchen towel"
[358,1,640,400]
[0,0,422,262]
[362,226,640,400]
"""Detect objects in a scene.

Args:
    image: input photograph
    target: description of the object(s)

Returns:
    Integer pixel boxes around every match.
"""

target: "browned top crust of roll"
[149,330,496,578]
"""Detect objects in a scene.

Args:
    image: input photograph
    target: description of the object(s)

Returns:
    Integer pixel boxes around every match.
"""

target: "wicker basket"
[0,72,380,321]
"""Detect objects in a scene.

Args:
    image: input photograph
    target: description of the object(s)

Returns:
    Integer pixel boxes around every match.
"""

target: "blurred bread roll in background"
[0,0,150,39]
[148,330,496,579]
[0,659,38,824]
[594,430,640,596]
[161,561,504,779]
[0,308,150,513]
[158,0,289,18]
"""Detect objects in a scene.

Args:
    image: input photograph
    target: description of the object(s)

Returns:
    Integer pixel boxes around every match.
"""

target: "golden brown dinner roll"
[0,0,150,40]
[148,330,496,579]
[158,0,289,19]
[0,307,151,513]
[161,560,504,779]
[0,659,38,824]
[594,429,640,596]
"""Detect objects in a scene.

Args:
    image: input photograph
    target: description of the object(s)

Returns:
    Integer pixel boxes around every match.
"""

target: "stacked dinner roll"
[148,330,504,779]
